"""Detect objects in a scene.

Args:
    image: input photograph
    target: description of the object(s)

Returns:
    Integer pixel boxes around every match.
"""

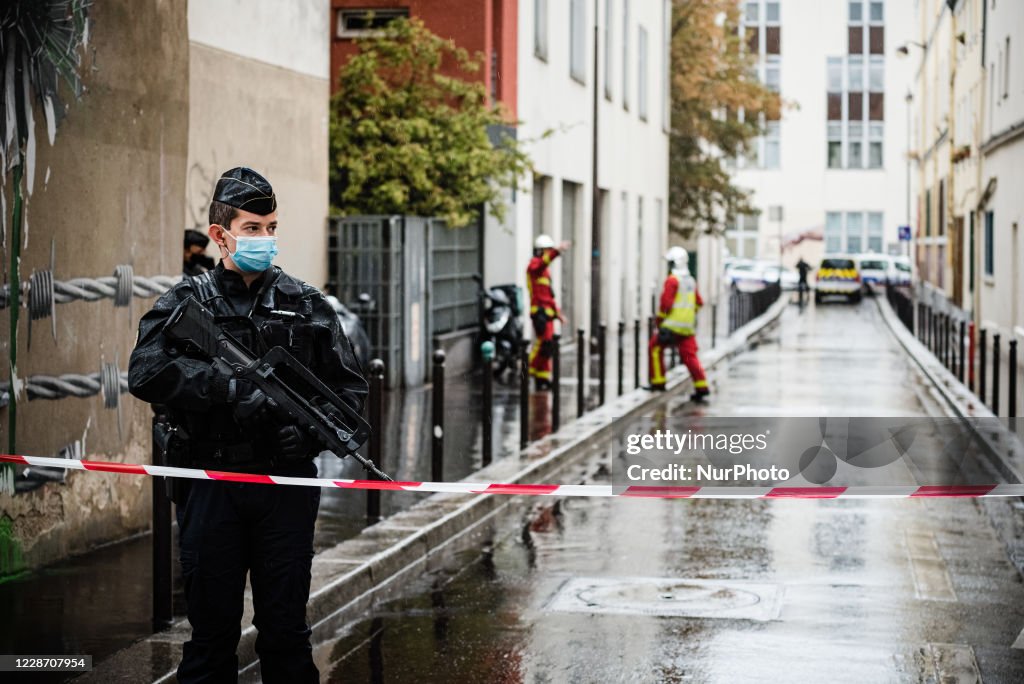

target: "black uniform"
[128,263,366,683]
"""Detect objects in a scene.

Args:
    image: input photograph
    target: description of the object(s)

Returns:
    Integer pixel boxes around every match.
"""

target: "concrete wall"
[0,0,189,573]
[187,0,331,289]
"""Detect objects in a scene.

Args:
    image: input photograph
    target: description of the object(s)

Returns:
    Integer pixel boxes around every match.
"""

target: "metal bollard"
[959,320,966,383]
[993,334,1002,416]
[634,319,641,389]
[481,341,494,467]
[598,322,607,406]
[1009,339,1018,419]
[367,358,386,524]
[980,329,988,405]
[431,350,445,483]
[577,327,586,417]
[552,333,562,430]
[151,412,172,632]
[617,321,625,397]
[519,339,529,450]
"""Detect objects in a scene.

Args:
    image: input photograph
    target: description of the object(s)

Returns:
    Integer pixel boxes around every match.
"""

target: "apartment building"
[331,0,670,335]
[728,0,914,269]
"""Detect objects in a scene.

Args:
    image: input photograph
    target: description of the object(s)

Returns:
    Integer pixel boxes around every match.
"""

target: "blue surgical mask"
[223,232,278,273]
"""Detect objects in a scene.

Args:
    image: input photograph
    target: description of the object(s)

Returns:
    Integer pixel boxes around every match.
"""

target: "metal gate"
[328,215,482,388]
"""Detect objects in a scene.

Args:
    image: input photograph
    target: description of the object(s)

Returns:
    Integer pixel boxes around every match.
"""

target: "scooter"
[473,274,523,381]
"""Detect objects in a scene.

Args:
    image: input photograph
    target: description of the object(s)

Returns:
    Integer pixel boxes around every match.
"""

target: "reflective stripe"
[537,277,550,285]
[661,275,697,336]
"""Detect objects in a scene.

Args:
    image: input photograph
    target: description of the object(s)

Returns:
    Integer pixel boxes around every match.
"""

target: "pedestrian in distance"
[648,247,710,401]
[183,228,215,276]
[128,167,367,683]
[526,234,570,391]
[796,257,811,297]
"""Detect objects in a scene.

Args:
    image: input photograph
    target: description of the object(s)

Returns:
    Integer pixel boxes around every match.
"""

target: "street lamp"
[895,41,926,57]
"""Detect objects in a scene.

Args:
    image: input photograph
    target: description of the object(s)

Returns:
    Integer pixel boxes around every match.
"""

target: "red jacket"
[658,273,703,321]
[527,248,561,316]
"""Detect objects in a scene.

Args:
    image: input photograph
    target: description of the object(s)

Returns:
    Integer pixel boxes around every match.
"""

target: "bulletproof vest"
[187,267,319,366]
[175,268,321,467]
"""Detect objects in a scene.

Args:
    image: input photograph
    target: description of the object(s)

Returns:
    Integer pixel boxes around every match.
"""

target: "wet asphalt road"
[311,297,1024,682]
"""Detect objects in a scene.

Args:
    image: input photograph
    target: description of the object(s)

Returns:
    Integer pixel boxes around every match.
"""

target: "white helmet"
[534,234,555,250]
[665,246,688,266]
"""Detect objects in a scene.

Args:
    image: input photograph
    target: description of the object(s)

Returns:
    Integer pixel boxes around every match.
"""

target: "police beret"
[213,167,277,215]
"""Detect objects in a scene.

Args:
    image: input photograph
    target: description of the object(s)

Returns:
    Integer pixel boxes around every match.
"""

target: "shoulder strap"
[187,271,221,305]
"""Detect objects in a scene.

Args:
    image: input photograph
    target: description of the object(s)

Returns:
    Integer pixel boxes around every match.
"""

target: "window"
[638,26,648,120]
[848,0,883,54]
[765,56,780,91]
[741,1,782,169]
[925,189,932,236]
[826,52,885,169]
[937,179,945,236]
[849,1,863,22]
[336,8,409,37]
[867,212,883,251]
[727,214,760,258]
[622,0,630,110]
[870,1,883,21]
[570,0,587,83]
[825,212,843,252]
[847,213,864,253]
[1004,37,1010,99]
[534,0,548,60]
[604,0,613,99]
[984,211,994,276]
[764,121,780,168]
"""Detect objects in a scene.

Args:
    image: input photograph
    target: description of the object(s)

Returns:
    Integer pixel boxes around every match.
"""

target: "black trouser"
[175,470,321,683]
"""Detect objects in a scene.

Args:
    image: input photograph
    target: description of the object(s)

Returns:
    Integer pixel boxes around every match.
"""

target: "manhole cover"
[546,577,783,621]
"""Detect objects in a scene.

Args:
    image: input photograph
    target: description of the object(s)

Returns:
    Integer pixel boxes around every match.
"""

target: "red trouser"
[528,315,555,380]
[649,332,708,390]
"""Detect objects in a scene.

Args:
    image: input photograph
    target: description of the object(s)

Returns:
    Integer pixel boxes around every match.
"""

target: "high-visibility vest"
[661,273,697,336]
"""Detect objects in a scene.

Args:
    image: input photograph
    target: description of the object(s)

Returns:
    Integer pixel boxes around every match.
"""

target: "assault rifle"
[163,295,391,481]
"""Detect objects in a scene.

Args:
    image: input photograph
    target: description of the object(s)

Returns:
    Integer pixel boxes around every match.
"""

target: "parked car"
[814,256,861,304]
[325,294,371,370]
[760,264,800,291]
[887,256,912,285]
[854,254,890,292]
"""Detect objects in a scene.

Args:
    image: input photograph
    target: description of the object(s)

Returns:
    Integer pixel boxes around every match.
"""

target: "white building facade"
[484,0,671,334]
[727,0,914,269]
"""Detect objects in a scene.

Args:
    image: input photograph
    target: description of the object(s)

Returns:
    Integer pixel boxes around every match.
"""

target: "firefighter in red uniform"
[527,235,570,390]
[649,246,709,400]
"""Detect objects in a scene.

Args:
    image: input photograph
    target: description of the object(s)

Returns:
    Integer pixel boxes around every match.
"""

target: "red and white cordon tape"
[3,454,1022,499]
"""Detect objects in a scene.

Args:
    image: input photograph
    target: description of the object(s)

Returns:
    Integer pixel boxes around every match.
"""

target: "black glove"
[275,424,317,461]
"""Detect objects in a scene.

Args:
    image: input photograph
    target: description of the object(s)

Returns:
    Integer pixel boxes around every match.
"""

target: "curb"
[875,292,1024,484]
[82,295,788,683]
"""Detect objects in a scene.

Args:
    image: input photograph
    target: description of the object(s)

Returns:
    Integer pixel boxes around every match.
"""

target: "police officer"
[128,167,367,683]
[648,247,709,400]
[183,228,214,276]
[526,234,570,390]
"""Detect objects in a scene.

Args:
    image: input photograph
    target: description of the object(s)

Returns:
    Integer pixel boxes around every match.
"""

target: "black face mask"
[188,254,215,270]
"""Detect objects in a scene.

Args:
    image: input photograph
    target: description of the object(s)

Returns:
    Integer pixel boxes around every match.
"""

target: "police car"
[814,256,862,304]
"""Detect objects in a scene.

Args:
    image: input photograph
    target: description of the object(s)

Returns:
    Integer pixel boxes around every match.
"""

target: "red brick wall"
[330,0,517,118]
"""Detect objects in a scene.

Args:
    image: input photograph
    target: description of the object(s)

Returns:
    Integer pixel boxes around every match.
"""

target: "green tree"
[330,17,531,227]
[669,0,782,238]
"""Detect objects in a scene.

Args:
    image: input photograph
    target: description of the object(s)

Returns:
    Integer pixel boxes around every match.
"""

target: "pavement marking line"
[905,529,957,602]
[1012,625,1024,649]
[4,454,1022,500]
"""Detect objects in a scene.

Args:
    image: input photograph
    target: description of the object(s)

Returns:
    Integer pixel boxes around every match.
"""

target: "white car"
[760,264,800,290]
[887,256,912,285]
[855,254,890,290]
